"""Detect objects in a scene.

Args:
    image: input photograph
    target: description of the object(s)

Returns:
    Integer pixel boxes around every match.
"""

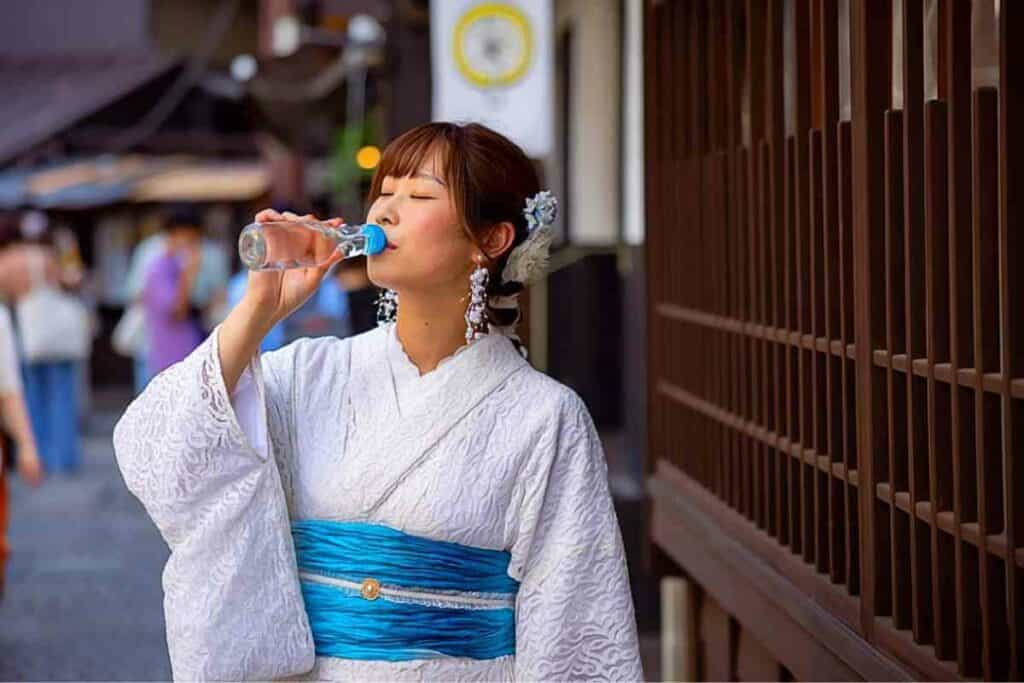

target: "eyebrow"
[413,172,447,186]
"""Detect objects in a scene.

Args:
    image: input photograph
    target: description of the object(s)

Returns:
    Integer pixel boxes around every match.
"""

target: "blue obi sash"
[291,520,519,662]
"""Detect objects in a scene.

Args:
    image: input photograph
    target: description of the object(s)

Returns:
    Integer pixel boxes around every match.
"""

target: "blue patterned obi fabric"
[291,520,519,661]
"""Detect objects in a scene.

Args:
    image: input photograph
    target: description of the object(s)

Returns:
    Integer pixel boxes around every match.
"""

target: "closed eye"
[378,193,435,200]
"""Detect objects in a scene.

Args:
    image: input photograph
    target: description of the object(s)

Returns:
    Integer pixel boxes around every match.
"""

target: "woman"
[0,282,44,601]
[1,213,85,474]
[113,123,643,681]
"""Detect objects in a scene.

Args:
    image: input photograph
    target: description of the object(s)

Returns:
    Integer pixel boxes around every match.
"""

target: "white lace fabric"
[113,324,643,682]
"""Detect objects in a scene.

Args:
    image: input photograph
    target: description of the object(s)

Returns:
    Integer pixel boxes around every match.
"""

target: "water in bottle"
[238,220,388,271]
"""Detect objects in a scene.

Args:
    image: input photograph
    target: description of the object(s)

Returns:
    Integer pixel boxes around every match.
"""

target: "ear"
[480,221,517,261]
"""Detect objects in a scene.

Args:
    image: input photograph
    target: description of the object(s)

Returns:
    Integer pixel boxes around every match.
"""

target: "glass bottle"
[238,221,387,271]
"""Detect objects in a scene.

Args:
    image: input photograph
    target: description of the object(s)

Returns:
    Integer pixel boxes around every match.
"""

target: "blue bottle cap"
[360,224,387,255]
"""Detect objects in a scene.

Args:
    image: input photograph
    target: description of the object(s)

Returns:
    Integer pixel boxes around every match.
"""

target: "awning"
[132,163,270,202]
[0,51,179,165]
[26,156,159,209]
[0,156,269,209]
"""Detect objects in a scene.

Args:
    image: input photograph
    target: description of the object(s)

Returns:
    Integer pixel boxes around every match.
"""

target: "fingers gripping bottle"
[238,220,387,271]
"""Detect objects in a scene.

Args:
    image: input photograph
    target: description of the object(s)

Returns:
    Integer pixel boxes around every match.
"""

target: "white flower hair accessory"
[500,190,558,286]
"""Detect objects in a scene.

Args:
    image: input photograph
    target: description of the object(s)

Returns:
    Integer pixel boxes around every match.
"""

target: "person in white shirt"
[0,301,44,601]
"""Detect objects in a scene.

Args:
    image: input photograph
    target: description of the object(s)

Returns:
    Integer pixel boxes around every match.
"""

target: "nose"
[371,197,398,228]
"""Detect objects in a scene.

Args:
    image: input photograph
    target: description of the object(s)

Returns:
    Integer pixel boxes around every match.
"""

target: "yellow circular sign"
[453,3,533,89]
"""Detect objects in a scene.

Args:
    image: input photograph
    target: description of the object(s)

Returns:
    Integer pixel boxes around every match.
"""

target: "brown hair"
[368,122,541,326]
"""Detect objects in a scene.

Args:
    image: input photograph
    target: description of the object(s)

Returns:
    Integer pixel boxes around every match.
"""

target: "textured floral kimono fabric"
[113,322,643,682]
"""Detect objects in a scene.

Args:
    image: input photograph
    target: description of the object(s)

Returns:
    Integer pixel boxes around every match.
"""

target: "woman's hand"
[217,209,345,394]
[240,210,346,330]
[16,442,44,488]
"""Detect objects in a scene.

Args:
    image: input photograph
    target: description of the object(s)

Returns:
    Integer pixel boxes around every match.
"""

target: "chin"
[366,260,403,291]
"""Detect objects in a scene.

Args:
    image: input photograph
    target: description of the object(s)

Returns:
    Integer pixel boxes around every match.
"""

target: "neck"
[394,288,471,375]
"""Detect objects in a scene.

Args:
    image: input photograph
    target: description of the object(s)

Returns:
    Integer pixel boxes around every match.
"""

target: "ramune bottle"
[238,220,387,271]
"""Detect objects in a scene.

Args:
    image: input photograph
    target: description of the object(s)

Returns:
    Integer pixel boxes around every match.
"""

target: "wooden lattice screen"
[645,0,1023,679]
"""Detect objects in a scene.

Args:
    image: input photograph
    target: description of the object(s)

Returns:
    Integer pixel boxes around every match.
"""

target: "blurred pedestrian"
[141,206,208,376]
[0,305,43,489]
[1,212,88,475]
[0,220,44,601]
[122,206,229,392]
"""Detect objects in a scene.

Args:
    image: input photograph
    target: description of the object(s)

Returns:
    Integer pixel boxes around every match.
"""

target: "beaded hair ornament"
[487,190,558,354]
[501,190,557,286]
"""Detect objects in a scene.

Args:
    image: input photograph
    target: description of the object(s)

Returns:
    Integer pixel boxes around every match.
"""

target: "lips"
[386,243,398,250]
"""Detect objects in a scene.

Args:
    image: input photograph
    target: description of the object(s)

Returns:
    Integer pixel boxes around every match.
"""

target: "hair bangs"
[368,125,459,203]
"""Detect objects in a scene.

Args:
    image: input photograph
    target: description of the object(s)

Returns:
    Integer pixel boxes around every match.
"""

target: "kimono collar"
[384,323,478,416]
[345,324,530,514]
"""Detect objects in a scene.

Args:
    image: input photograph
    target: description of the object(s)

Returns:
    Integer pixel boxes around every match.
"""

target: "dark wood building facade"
[644,0,1021,679]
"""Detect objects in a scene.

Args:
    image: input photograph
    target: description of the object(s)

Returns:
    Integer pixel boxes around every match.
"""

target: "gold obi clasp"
[360,578,381,601]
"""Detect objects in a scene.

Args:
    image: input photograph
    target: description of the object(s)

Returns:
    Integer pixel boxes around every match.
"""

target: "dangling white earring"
[376,288,398,326]
[465,264,489,343]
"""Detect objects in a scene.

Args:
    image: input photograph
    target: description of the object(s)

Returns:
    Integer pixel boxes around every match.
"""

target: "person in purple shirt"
[143,207,205,375]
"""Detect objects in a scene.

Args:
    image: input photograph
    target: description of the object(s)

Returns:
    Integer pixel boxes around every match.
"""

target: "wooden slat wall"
[646,0,1023,678]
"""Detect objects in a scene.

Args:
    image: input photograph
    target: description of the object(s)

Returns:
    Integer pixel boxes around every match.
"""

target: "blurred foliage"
[330,106,385,215]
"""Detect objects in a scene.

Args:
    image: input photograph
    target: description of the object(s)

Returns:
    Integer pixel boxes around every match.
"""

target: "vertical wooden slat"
[767,0,787,548]
[693,0,711,492]
[901,0,935,647]
[924,98,956,661]
[705,0,725,503]
[747,0,770,533]
[837,119,858,595]
[999,2,1024,676]
[726,0,748,520]
[838,2,859,602]
[972,86,1005,680]
[782,2,798,555]
[819,0,844,586]
[737,148,756,523]
[882,109,906,625]
[643,0,667,493]
[784,136,798,552]
[760,142,778,537]
[792,0,815,567]
[850,0,892,635]
[721,151,732,507]
[945,0,979,674]
[809,128,829,574]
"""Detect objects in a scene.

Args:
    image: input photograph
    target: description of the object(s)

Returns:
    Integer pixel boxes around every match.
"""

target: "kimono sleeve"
[112,326,314,681]
[512,394,644,682]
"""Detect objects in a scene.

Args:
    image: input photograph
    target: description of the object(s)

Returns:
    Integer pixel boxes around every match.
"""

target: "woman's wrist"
[232,296,278,340]
[218,301,273,395]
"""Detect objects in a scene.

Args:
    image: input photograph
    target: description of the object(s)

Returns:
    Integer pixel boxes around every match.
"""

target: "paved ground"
[0,391,659,681]
[0,391,172,680]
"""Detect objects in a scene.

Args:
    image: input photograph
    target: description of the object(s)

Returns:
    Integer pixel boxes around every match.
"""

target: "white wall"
[553,0,621,246]
[622,0,645,246]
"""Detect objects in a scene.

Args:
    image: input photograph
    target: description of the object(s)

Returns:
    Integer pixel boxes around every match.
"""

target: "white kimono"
[112,322,643,681]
